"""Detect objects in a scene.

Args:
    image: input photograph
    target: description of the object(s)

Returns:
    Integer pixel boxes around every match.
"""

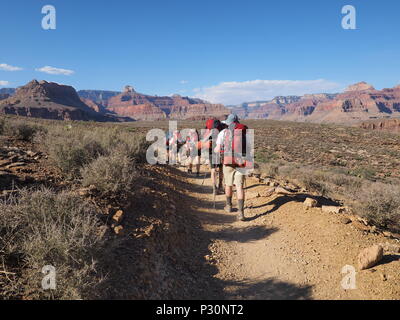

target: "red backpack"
[202,119,224,150]
[223,122,251,168]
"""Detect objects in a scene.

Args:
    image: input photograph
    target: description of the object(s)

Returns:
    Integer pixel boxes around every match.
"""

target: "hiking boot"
[224,204,233,213]
[238,199,245,221]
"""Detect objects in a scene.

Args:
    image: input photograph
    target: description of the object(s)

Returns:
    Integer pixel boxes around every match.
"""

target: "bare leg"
[236,182,245,221]
[211,168,216,187]
[236,184,244,201]
[225,185,233,197]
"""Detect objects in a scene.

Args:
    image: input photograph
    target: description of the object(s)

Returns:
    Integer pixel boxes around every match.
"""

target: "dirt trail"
[180,167,400,300]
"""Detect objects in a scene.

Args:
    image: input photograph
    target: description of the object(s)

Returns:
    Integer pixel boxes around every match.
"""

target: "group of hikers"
[166,114,252,221]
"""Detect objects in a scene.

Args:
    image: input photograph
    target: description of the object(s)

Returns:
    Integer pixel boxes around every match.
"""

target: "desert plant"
[258,162,279,178]
[0,118,5,135]
[355,182,400,230]
[39,125,147,178]
[39,127,106,177]
[5,120,42,141]
[0,187,106,300]
[80,152,138,196]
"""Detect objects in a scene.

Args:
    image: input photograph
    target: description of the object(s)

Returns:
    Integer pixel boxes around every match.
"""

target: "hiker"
[214,114,250,221]
[168,130,182,165]
[185,128,201,176]
[203,118,226,195]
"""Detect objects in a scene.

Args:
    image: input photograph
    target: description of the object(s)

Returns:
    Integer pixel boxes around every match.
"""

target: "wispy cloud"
[0,80,10,86]
[35,66,75,76]
[0,63,23,71]
[193,79,342,105]
[180,80,188,84]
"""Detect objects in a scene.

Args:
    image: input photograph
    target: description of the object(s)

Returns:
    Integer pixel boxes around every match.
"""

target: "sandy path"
[182,167,400,300]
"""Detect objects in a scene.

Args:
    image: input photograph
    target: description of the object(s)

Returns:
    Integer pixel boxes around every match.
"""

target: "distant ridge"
[0,80,127,122]
[228,82,400,123]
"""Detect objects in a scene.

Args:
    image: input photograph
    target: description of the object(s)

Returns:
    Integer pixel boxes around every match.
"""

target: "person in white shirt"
[214,114,246,221]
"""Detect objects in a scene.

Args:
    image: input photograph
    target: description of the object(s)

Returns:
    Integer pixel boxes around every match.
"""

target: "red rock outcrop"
[107,86,228,120]
[360,118,400,132]
[230,82,400,123]
[0,80,123,122]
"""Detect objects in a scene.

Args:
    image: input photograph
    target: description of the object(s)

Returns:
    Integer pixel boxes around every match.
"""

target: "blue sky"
[1,0,399,104]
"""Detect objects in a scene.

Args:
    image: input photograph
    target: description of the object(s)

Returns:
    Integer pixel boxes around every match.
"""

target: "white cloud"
[0,63,23,71]
[180,80,188,84]
[193,79,342,105]
[0,80,10,86]
[35,66,75,76]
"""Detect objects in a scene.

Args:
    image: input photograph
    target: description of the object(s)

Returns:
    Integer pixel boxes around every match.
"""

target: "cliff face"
[105,86,229,121]
[78,90,120,107]
[0,94,10,101]
[231,82,400,123]
[303,83,400,123]
[0,80,122,122]
[360,118,400,132]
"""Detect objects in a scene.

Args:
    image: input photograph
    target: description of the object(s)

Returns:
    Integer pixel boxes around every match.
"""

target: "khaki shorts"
[223,165,245,187]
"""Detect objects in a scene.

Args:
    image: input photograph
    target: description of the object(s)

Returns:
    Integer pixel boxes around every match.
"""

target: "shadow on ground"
[223,277,312,300]
[96,165,314,300]
[247,193,340,222]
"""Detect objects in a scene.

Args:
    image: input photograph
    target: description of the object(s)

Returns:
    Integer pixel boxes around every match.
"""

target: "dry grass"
[35,123,147,178]
[3,119,44,142]
[0,187,107,300]
[81,152,138,196]
[356,182,400,231]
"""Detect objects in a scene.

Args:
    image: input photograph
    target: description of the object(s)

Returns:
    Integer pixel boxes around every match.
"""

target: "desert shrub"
[355,182,400,230]
[296,171,329,196]
[258,162,279,178]
[0,188,106,299]
[0,118,5,135]
[348,166,377,180]
[116,131,149,163]
[39,126,107,177]
[39,125,147,178]
[5,120,43,141]
[80,152,138,196]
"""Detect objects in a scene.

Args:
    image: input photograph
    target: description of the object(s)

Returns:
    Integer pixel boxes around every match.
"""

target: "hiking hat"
[225,114,239,125]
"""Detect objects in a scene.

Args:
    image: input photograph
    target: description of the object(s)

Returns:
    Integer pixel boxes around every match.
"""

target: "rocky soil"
[181,166,400,299]
[1,134,399,300]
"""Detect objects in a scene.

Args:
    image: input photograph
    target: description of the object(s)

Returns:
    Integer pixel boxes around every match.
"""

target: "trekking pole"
[201,171,207,185]
[213,184,216,209]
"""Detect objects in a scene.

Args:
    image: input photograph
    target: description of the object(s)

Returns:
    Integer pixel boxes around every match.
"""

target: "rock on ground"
[357,245,384,270]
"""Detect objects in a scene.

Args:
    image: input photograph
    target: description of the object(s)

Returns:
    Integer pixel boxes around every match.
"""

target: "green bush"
[0,188,106,300]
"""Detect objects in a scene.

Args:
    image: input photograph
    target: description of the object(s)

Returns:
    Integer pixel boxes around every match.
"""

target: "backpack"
[223,122,251,168]
[203,119,222,152]
[205,119,224,131]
